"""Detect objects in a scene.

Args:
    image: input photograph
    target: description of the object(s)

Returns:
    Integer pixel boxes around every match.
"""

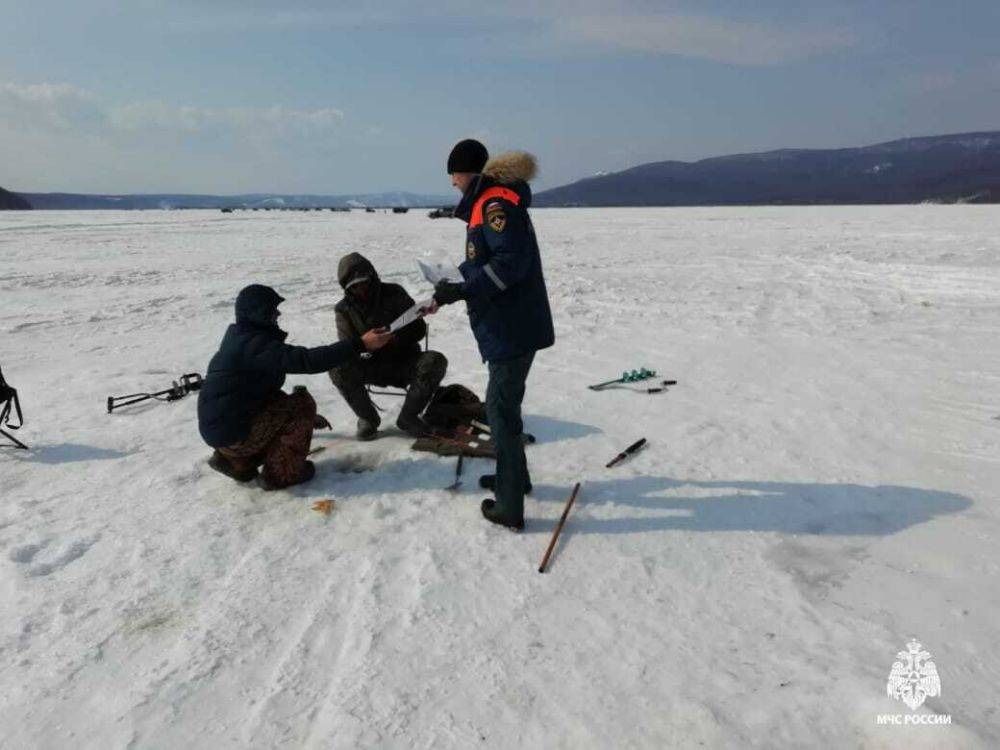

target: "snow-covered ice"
[1,206,998,748]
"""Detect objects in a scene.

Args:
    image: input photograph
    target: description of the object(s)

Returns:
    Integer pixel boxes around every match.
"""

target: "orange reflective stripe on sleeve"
[469,186,521,227]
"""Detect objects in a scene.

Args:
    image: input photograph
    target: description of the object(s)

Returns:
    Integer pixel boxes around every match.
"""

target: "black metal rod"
[107,385,181,413]
[446,454,464,491]
[0,427,28,450]
[588,377,623,391]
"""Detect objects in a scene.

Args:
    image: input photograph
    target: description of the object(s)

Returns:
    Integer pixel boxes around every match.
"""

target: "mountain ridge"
[536,131,1000,206]
[0,186,32,210]
[11,131,1000,210]
[18,191,451,211]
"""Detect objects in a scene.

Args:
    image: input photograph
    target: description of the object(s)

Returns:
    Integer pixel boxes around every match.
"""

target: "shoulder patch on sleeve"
[485,202,506,232]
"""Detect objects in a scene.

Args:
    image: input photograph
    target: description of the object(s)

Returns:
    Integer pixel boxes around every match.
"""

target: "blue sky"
[1,1,998,194]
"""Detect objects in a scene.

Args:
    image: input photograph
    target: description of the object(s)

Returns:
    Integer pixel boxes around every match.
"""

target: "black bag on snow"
[423,384,487,430]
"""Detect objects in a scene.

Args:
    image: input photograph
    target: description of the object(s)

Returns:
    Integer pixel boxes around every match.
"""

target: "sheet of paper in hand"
[418,259,462,285]
[389,297,435,333]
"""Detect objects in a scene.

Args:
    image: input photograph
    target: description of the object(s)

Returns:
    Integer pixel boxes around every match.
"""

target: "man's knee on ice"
[329,363,361,388]
[415,351,448,382]
[288,387,318,418]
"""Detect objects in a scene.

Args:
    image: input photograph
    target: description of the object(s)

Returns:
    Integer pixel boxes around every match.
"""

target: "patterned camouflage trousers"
[218,389,317,487]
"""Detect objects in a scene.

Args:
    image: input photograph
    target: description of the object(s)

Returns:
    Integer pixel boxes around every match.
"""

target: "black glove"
[434,280,465,306]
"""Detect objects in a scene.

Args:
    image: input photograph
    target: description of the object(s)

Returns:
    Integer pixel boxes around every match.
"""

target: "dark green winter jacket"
[334,253,426,363]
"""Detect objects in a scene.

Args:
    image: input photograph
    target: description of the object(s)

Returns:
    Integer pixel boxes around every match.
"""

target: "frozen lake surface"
[2,207,999,748]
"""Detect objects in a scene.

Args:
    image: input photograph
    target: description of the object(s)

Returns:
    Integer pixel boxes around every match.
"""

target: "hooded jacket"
[334,252,426,362]
[198,284,362,447]
[455,151,555,362]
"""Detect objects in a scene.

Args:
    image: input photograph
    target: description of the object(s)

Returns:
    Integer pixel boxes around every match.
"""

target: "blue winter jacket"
[456,170,555,362]
[198,284,361,447]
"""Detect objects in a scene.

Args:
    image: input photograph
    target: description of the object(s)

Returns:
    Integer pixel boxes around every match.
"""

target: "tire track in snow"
[241,554,374,747]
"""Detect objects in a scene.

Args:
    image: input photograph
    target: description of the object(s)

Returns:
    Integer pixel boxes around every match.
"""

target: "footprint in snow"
[9,536,99,577]
[9,542,46,564]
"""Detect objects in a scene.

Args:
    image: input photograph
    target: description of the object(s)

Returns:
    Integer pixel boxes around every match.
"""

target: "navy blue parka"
[198,285,362,447]
[455,163,555,362]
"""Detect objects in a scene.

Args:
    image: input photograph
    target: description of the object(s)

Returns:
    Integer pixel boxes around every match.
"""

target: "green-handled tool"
[588,368,657,391]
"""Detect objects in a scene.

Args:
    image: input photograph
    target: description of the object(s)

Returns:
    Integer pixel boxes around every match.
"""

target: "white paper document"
[389,297,435,333]
[418,259,462,285]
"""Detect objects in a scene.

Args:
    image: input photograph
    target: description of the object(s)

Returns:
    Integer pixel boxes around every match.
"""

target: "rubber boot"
[397,352,447,437]
[479,474,532,495]
[330,365,381,441]
[208,450,259,482]
[396,382,433,437]
[481,499,524,530]
[356,417,380,441]
[257,460,316,491]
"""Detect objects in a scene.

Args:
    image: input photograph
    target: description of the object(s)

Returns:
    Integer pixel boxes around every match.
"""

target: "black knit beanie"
[447,139,489,174]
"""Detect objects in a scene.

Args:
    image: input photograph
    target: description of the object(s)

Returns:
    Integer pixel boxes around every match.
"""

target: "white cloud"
[122,2,855,66]
[0,81,345,141]
[0,79,350,191]
[155,7,399,32]
[0,81,90,104]
[906,72,958,94]
[0,82,102,130]
[108,101,344,136]
[559,13,853,66]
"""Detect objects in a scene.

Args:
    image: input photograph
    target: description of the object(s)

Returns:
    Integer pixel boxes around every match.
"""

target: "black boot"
[357,417,380,441]
[396,376,432,436]
[396,407,430,437]
[479,474,532,495]
[330,364,381,441]
[481,499,524,530]
[257,460,316,491]
[397,351,447,437]
[208,451,259,482]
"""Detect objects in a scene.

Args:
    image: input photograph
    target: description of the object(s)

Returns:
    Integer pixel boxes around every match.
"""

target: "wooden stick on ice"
[538,483,582,573]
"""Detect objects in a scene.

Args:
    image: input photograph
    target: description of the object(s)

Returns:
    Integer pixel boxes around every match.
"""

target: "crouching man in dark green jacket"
[329,253,448,440]
[198,284,392,490]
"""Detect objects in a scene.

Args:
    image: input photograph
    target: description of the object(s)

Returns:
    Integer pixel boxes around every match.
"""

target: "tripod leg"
[0,428,28,450]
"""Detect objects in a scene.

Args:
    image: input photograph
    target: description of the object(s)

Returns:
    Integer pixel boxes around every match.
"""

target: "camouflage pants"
[218,389,317,486]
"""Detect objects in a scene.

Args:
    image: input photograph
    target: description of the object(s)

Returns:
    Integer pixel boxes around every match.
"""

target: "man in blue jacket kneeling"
[198,284,392,490]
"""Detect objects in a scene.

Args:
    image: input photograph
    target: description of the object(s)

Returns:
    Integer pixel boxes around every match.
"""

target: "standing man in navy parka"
[432,139,555,529]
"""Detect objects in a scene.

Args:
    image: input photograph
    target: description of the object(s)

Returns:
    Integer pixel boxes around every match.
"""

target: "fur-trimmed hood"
[454,151,538,222]
[482,151,537,185]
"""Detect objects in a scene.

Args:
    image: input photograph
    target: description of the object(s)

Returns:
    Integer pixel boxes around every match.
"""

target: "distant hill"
[535,131,1000,207]
[20,191,452,211]
[0,186,32,210]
